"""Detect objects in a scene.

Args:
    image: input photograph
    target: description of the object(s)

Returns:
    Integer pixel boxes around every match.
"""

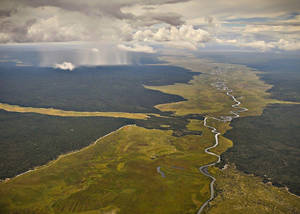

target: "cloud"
[240,41,275,51]
[37,43,130,66]
[91,48,99,52]
[216,38,300,51]
[54,62,75,70]
[133,25,210,50]
[274,39,300,51]
[118,43,156,53]
[0,1,191,44]
[0,0,300,53]
[134,12,185,26]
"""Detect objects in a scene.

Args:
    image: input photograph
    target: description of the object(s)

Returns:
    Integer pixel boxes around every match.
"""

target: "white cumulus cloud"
[117,43,156,53]
[132,25,210,50]
[91,48,99,52]
[216,38,300,52]
[54,62,75,70]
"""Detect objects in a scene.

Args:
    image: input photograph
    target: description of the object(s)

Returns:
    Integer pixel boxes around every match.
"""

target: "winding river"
[157,166,166,178]
[197,79,248,214]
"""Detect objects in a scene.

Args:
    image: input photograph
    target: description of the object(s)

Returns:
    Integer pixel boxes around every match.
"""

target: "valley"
[0,55,299,214]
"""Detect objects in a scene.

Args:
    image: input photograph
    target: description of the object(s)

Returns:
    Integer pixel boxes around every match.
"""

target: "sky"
[0,0,300,54]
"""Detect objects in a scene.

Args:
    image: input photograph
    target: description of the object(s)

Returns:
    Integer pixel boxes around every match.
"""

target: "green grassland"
[0,125,216,214]
[205,165,300,214]
[145,56,292,117]
[0,102,155,119]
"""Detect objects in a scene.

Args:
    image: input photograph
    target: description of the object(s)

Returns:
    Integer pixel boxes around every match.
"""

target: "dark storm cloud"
[0,9,13,17]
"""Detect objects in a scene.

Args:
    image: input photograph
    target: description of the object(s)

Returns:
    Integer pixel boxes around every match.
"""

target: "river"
[197,77,248,214]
